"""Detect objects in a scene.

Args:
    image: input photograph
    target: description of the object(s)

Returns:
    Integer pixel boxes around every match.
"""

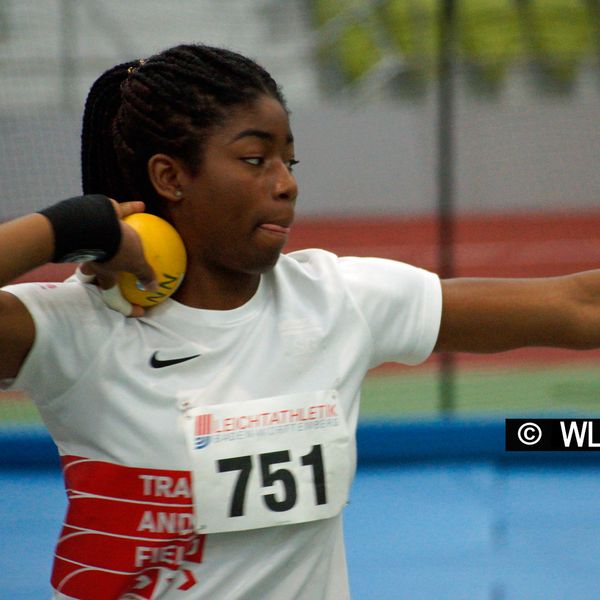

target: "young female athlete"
[1,43,599,600]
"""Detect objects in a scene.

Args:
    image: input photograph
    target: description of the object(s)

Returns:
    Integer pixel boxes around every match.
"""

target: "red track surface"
[288,210,600,278]
[12,209,600,371]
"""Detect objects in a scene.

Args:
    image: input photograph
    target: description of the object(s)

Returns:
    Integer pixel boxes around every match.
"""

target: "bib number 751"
[217,444,326,517]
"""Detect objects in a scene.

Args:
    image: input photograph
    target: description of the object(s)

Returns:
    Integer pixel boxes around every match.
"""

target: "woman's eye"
[243,157,264,166]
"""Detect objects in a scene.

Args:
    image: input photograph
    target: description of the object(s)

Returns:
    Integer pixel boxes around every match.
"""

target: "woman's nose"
[274,162,298,202]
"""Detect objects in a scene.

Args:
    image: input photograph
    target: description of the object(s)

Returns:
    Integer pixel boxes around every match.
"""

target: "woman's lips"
[258,223,291,236]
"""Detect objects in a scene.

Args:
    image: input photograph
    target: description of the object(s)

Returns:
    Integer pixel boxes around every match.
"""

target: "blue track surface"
[3,461,600,599]
[345,463,600,599]
[3,420,600,598]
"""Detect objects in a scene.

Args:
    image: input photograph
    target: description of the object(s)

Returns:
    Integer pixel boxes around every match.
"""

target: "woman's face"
[173,95,298,276]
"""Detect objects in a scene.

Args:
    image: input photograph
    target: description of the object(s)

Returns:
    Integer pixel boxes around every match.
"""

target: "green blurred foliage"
[523,0,596,87]
[311,0,599,92]
[457,0,524,85]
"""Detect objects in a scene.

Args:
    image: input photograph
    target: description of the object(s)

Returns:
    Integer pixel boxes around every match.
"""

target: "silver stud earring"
[174,190,183,199]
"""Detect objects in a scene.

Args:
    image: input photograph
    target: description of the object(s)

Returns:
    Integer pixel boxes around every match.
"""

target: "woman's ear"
[147,154,188,202]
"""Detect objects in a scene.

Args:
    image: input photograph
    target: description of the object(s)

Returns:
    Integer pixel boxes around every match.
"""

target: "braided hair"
[81,44,286,215]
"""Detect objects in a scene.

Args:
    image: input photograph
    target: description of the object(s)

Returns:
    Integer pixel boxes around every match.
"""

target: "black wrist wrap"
[38,194,122,263]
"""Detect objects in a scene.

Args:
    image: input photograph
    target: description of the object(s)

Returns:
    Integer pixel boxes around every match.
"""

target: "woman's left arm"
[435,270,600,353]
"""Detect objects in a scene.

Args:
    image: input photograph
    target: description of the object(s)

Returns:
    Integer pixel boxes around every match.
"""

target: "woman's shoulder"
[5,279,99,302]
[279,248,340,273]
[2,280,122,323]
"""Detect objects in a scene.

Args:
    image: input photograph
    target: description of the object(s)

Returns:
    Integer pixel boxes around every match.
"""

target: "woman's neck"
[172,263,260,310]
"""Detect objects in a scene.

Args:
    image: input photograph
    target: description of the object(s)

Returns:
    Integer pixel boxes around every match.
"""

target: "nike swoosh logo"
[150,351,201,369]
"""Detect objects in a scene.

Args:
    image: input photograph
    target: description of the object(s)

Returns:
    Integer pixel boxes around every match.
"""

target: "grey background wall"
[2,93,599,218]
[1,0,599,218]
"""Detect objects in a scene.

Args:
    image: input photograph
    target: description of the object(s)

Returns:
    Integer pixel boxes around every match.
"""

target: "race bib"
[181,389,353,534]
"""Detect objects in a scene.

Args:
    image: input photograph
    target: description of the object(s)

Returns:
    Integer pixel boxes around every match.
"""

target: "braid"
[81,44,286,216]
[81,61,138,202]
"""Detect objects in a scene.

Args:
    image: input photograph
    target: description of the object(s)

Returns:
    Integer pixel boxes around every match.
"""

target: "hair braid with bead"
[81,44,286,215]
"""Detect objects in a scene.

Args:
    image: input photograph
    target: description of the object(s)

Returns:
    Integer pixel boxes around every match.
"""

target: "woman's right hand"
[79,201,158,317]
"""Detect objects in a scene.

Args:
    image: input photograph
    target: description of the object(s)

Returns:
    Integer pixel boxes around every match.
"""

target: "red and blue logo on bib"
[194,414,212,449]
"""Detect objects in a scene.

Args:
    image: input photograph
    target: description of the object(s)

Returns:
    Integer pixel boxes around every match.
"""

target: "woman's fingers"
[110,199,146,220]
[84,211,158,292]
[115,222,158,291]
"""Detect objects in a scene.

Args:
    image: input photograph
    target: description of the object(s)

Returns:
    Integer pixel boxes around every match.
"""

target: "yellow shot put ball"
[117,213,187,307]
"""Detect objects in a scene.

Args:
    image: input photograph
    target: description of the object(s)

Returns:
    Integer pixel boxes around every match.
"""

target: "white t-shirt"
[5,249,442,600]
